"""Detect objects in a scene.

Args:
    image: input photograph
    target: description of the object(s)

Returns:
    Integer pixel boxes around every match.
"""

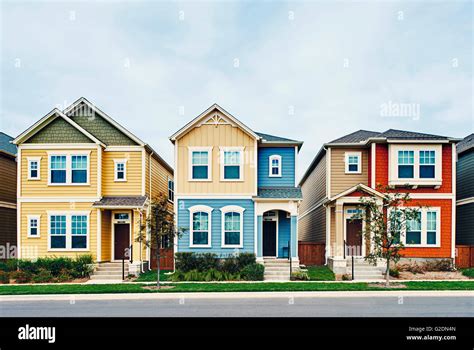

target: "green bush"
[71,255,94,277]
[0,259,17,272]
[389,268,400,278]
[175,252,198,272]
[236,253,256,269]
[197,253,220,271]
[220,257,239,274]
[32,269,54,283]
[11,270,33,283]
[241,263,264,281]
[0,271,10,284]
[291,271,309,281]
[461,268,474,279]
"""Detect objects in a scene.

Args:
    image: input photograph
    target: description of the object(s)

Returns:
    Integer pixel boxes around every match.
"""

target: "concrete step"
[93,271,128,276]
[264,262,290,267]
[264,277,290,281]
[98,262,129,267]
[265,266,290,271]
[90,275,125,280]
[264,272,290,277]
[96,267,129,273]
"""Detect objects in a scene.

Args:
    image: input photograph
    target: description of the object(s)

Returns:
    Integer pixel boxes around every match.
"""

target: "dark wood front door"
[263,221,277,257]
[346,219,363,256]
[114,223,130,260]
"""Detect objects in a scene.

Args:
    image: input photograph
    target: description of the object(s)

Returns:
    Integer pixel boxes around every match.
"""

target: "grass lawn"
[461,268,474,279]
[306,266,335,281]
[134,270,172,282]
[0,281,473,295]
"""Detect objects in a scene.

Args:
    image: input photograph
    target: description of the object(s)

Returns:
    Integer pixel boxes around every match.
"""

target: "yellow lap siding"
[101,210,112,261]
[20,148,98,198]
[20,202,97,260]
[102,151,142,196]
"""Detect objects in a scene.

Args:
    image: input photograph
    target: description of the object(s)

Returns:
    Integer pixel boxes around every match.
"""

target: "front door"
[346,219,363,256]
[263,221,277,257]
[114,223,130,260]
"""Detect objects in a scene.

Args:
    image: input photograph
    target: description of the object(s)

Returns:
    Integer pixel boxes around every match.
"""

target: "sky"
[1,0,472,180]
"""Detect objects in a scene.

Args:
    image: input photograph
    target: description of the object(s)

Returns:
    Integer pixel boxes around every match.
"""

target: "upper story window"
[114,159,127,182]
[189,147,212,181]
[48,152,90,185]
[220,205,245,248]
[168,177,174,202]
[389,145,442,186]
[220,147,243,181]
[345,152,361,174]
[27,157,41,180]
[49,212,89,250]
[27,215,40,237]
[269,155,282,177]
[189,205,213,247]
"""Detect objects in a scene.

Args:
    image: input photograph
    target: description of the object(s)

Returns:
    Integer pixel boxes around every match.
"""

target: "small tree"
[356,185,421,286]
[136,193,185,288]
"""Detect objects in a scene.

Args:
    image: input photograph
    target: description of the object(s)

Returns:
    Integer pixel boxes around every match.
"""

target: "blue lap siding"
[177,198,255,256]
[258,147,296,187]
[278,210,291,257]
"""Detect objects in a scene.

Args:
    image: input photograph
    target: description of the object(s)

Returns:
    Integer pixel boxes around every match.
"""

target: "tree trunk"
[385,256,390,287]
[156,247,161,288]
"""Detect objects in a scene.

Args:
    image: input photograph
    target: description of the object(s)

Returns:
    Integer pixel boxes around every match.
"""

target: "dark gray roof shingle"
[255,132,301,144]
[0,132,17,155]
[93,196,148,208]
[377,129,450,140]
[329,130,380,144]
[457,133,474,154]
[257,187,302,199]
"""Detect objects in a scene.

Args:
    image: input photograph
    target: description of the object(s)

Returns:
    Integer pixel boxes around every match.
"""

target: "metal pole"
[352,255,354,281]
[122,257,125,280]
[289,240,292,278]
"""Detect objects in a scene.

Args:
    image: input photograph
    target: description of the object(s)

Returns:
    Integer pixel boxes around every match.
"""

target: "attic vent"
[69,103,95,119]
[202,114,232,127]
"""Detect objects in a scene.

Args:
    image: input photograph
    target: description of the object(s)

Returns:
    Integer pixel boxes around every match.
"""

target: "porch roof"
[93,196,148,209]
[256,186,302,200]
[326,184,385,205]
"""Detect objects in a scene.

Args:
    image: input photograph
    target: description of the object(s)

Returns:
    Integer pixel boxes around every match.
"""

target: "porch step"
[91,262,129,280]
[90,275,127,280]
[346,259,384,281]
[263,259,291,281]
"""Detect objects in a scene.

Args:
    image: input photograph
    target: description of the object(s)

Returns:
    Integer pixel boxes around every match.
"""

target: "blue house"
[169,104,302,274]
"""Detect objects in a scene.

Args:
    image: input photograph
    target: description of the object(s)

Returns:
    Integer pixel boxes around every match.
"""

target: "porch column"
[256,215,263,260]
[96,209,102,262]
[290,216,298,258]
[335,203,344,258]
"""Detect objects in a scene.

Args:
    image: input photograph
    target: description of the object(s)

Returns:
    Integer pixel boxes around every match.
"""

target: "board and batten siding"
[176,117,256,195]
[102,150,142,196]
[20,148,98,198]
[330,147,369,195]
[298,153,326,243]
[20,202,98,260]
[0,154,17,204]
[456,203,474,245]
[457,150,474,200]
[177,198,255,255]
[258,147,295,187]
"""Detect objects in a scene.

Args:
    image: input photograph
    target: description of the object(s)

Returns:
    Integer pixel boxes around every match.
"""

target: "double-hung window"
[220,205,245,248]
[345,152,361,174]
[189,205,212,247]
[27,215,40,237]
[27,157,41,180]
[391,207,440,247]
[398,151,414,178]
[220,147,243,181]
[269,155,282,177]
[168,178,174,202]
[190,148,211,180]
[49,152,90,185]
[49,212,89,250]
[419,151,435,178]
[114,160,127,181]
[426,211,437,245]
[406,211,422,245]
[50,155,67,184]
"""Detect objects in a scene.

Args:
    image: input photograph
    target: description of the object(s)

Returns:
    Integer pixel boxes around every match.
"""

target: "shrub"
[0,271,10,284]
[32,269,54,283]
[291,271,309,281]
[175,252,198,272]
[71,255,94,277]
[236,253,256,269]
[241,263,264,281]
[389,268,400,278]
[56,272,73,283]
[11,270,32,283]
[397,262,424,274]
[0,259,17,272]
[197,253,220,271]
[220,257,239,274]
[423,259,454,272]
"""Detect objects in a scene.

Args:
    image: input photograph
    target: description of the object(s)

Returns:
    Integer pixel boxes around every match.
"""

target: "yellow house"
[13,98,173,276]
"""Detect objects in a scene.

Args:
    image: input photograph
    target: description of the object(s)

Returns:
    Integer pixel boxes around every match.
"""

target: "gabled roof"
[326,184,386,203]
[328,130,380,144]
[256,132,303,150]
[13,109,105,146]
[457,133,474,155]
[0,132,16,156]
[377,129,450,140]
[93,196,148,209]
[170,103,261,142]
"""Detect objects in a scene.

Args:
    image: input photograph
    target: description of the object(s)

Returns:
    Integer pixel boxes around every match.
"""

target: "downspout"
[148,152,153,266]
[139,210,144,273]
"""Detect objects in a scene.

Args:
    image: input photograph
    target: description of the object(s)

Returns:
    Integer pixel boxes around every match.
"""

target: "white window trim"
[219,146,244,182]
[167,177,174,203]
[47,211,90,251]
[220,205,245,248]
[47,151,91,186]
[114,159,128,182]
[27,157,41,180]
[188,205,213,248]
[345,152,362,174]
[389,207,441,248]
[27,215,41,238]
[388,144,442,186]
[268,155,282,177]
[188,147,213,182]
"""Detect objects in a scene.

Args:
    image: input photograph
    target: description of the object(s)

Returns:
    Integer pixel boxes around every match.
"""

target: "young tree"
[136,193,184,288]
[355,185,421,286]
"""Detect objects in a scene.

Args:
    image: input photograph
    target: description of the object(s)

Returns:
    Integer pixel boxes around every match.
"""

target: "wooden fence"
[298,242,326,266]
[150,247,174,270]
[455,245,474,268]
